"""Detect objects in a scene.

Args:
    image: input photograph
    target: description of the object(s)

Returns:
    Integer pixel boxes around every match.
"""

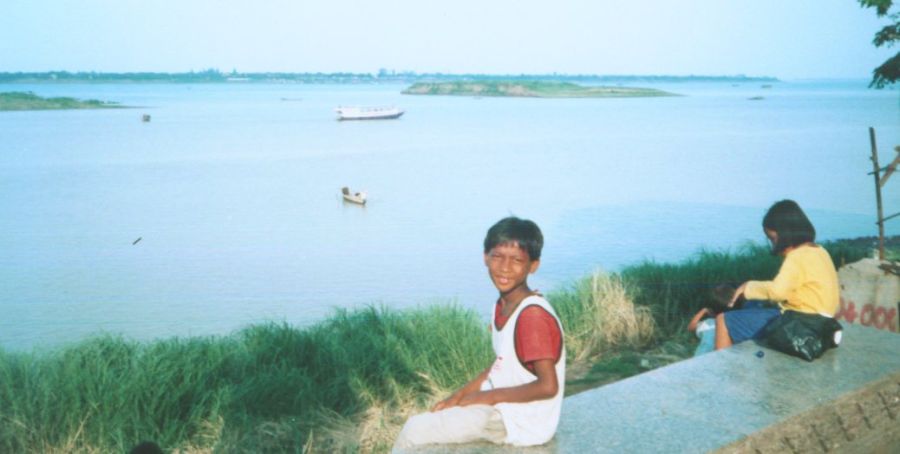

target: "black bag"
[760,311,843,361]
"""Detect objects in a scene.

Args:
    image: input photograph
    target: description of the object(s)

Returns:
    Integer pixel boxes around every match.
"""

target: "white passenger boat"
[335,106,404,121]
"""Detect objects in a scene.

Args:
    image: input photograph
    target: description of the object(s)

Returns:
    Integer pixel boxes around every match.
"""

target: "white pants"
[393,404,507,451]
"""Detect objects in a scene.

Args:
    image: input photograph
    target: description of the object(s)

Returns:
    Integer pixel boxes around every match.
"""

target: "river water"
[1,80,897,350]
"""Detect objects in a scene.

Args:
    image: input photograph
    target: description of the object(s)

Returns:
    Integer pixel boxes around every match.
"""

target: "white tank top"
[480,294,566,446]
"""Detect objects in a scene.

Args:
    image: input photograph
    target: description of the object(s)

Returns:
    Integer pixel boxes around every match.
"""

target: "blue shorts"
[723,300,781,344]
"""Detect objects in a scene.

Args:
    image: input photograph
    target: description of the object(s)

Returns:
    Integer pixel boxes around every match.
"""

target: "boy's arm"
[456,358,558,407]
[687,308,709,332]
[431,365,492,412]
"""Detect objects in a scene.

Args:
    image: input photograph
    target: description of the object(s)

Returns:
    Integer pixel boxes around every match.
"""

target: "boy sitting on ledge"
[393,216,566,450]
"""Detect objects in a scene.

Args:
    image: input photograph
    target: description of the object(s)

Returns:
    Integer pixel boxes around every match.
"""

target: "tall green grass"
[0,305,492,452]
[0,238,878,452]
[550,273,655,362]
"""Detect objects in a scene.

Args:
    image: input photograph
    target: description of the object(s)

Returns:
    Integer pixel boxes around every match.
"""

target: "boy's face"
[484,242,540,295]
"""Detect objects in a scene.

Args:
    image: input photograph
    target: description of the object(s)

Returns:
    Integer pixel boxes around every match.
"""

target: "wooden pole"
[869,127,885,261]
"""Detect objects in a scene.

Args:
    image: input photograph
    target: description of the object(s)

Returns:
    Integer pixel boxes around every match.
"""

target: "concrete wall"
[837,258,899,333]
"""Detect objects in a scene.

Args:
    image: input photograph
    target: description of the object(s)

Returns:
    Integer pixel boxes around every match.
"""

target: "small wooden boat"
[335,106,404,121]
[341,187,367,205]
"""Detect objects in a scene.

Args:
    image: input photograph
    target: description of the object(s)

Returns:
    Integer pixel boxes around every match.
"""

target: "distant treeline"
[0,69,779,84]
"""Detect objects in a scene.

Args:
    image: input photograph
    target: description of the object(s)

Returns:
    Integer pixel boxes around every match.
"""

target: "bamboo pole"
[869,127,885,260]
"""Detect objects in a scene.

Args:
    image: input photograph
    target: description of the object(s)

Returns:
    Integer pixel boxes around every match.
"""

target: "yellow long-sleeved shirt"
[744,244,840,316]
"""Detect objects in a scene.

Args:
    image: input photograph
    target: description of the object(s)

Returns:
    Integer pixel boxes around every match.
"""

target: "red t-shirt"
[494,300,563,373]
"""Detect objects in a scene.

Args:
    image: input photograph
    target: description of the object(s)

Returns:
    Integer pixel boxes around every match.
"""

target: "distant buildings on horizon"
[0,69,779,84]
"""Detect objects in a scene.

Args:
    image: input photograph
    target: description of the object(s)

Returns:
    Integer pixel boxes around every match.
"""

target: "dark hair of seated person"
[706,283,744,315]
[762,199,816,255]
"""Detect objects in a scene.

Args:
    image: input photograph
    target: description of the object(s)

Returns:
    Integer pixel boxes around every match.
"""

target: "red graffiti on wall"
[835,299,898,332]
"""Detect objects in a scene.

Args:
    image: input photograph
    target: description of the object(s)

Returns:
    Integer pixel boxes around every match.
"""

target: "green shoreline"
[0,237,893,452]
[0,91,124,111]
[402,81,677,98]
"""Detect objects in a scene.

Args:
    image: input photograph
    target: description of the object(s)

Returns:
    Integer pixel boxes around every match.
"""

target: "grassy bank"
[0,305,500,452]
[0,274,654,453]
[0,91,123,111]
[402,81,676,98]
[0,238,887,452]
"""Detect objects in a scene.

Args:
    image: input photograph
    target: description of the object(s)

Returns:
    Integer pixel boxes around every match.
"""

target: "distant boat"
[335,106,404,121]
[341,186,367,205]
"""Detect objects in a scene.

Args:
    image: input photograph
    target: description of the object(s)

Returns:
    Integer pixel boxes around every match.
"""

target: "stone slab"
[400,324,900,453]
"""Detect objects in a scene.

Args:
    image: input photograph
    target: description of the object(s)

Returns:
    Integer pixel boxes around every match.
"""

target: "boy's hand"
[456,359,559,408]
[430,366,491,412]
[431,394,461,412]
[457,391,491,407]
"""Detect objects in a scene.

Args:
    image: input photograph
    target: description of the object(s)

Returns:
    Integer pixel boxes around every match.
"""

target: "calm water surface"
[1,80,898,350]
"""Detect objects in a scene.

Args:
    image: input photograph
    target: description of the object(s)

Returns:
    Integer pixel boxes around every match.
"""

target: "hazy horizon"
[0,69,785,78]
[2,1,894,81]
[1,70,887,85]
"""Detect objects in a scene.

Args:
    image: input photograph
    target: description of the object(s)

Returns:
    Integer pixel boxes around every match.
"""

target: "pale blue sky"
[0,0,892,79]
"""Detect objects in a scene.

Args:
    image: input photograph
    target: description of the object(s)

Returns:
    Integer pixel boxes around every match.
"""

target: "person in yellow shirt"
[714,200,840,350]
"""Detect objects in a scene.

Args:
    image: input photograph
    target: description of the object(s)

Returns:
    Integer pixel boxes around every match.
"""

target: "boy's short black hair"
[484,217,543,260]
[762,199,816,254]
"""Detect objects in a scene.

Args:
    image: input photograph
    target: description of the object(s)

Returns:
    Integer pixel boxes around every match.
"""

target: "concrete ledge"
[407,325,900,453]
[715,372,899,453]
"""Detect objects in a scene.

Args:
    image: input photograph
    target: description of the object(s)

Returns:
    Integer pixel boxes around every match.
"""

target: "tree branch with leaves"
[859,0,900,87]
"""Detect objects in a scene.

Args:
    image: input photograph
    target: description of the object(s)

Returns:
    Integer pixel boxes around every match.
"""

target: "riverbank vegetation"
[402,81,676,98]
[0,92,122,111]
[0,238,889,452]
